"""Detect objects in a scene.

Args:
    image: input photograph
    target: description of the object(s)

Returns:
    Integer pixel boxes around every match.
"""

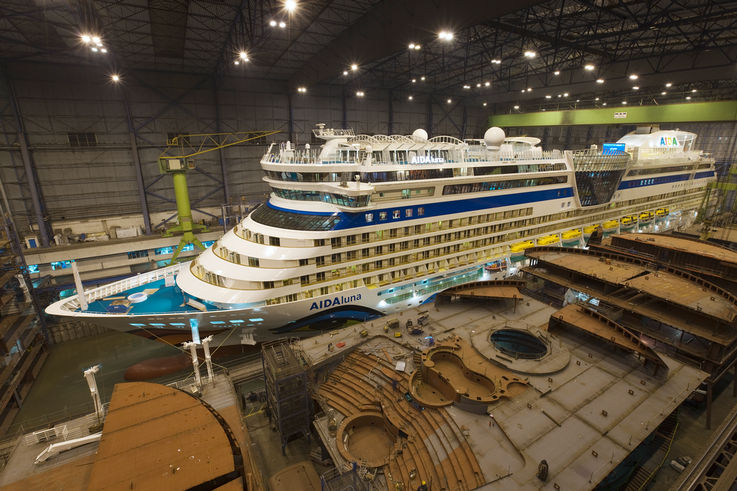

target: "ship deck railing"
[263,149,563,165]
[64,263,184,311]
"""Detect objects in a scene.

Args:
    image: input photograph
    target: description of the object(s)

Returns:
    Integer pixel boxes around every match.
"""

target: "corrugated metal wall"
[0,62,486,235]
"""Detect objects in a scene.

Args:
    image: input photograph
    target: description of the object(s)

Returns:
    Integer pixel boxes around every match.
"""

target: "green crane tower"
[158,131,279,263]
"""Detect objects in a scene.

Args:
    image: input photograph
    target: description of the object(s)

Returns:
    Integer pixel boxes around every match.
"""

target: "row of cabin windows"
[626,163,712,176]
[237,207,533,252]
[272,188,371,207]
[289,188,703,289]
[264,161,568,184]
[227,184,701,275]
[198,187,703,292]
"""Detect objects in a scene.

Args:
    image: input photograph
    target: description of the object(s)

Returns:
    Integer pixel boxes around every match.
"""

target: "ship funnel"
[484,127,506,150]
[412,128,428,141]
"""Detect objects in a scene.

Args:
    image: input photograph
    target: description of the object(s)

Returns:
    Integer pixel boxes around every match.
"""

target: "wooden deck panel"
[318,351,485,490]
[551,304,667,369]
[87,382,242,490]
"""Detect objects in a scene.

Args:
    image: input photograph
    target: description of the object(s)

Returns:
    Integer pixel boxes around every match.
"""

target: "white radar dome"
[484,127,506,149]
[412,128,429,141]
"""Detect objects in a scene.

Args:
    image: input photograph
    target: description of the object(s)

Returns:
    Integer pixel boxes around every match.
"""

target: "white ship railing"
[62,263,185,311]
[262,148,563,166]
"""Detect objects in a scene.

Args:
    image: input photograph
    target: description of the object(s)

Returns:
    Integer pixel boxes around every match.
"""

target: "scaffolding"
[262,340,312,454]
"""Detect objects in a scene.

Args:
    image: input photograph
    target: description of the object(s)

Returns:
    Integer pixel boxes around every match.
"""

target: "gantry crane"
[158,130,280,263]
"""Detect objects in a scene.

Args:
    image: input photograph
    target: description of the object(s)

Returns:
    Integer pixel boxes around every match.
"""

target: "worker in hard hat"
[417,480,428,491]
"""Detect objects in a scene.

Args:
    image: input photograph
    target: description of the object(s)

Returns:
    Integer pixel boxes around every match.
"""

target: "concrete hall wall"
[0,61,486,238]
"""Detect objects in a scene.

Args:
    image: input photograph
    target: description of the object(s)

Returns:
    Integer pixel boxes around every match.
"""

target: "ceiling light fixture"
[483,102,487,106]
[632,86,639,90]
[595,97,600,101]
[438,30,454,41]
[622,101,627,105]
[563,92,569,97]
[584,64,595,71]
[350,63,358,71]
[686,96,692,100]
[234,60,240,65]
[554,70,560,76]
[665,82,672,88]
[476,83,481,88]
[420,76,425,81]
[596,78,604,84]
[491,59,501,64]
[278,21,286,28]
[297,86,307,93]
[691,89,697,93]
[513,105,520,109]
[523,50,536,58]
[463,84,470,89]
[81,34,92,44]
[269,20,277,27]
[343,70,348,76]
[527,87,532,92]
[661,91,667,95]
[408,95,413,101]
[602,102,607,106]
[411,78,416,83]
[484,81,490,87]
[111,74,120,83]
[446,98,452,104]
[545,95,552,99]
[239,51,249,61]
[629,74,638,80]
[284,0,297,13]
[356,90,365,97]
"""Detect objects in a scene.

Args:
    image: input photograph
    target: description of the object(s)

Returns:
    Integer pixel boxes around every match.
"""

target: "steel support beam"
[342,90,347,129]
[214,85,230,204]
[288,0,546,88]
[388,90,393,135]
[4,69,50,246]
[288,93,294,142]
[490,100,737,127]
[426,97,433,136]
[122,90,152,235]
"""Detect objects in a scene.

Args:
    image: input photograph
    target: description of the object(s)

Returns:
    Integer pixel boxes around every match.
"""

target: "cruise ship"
[45,124,716,345]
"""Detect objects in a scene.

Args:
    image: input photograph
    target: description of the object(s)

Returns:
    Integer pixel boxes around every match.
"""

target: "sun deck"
[81,279,219,315]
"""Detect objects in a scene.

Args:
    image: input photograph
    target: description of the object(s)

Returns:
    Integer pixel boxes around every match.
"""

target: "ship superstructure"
[46,125,716,345]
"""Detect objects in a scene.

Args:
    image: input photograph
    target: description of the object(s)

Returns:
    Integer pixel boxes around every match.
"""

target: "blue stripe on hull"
[618,173,690,190]
[269,305,383,334]
[269,186,575,230]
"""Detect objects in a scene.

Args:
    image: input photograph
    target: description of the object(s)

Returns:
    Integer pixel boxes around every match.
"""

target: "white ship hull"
[45,125,716,346]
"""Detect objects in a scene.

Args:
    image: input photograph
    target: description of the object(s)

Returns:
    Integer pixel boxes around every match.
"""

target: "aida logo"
[310,293,362,311]
[659,136,679,147]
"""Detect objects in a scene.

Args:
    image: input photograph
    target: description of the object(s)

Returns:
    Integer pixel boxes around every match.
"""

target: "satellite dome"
[412,128,429,141]
[484,127,506,148]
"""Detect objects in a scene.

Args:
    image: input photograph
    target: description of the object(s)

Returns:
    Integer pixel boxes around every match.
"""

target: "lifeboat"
[583,224,600,239]
[509,240,535,262]
[602,219,619,237]
[561,229,582,247]
[655,207,670,225]
[620,215,637,232]
[639,211,654,223]
[536,234,560,246]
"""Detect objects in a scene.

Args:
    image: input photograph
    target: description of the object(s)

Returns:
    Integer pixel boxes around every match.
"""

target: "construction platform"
[292,296,705,490]
[0,375,264,490]
[0,288,716,490]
